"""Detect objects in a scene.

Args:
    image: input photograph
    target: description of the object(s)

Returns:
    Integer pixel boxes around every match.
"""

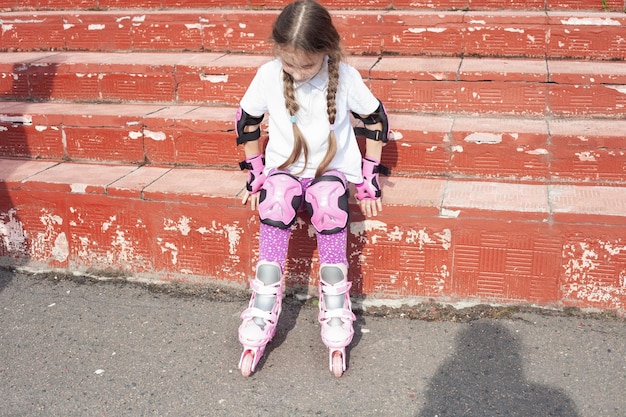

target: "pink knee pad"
[305,174,349,235]
[258,171,303,229]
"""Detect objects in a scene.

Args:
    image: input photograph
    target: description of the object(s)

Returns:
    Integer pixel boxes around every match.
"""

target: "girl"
[235,0,389,378]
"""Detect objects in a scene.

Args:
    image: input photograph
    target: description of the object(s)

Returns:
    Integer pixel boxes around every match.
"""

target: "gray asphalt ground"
[1,267,624,417]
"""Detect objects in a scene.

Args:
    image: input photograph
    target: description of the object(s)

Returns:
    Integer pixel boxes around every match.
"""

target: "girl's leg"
[305,171,356,377]
[238,220,292,376]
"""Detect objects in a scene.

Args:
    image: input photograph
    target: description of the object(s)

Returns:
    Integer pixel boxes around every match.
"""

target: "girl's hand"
[358,197,383,217]
[241,190,261,211]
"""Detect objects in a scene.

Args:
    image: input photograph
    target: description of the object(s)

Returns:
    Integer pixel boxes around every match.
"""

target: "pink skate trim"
[258,172,303,229]
[305,175,349,234]
[329,348,347,372]
[238,262,283,373]
[318,264,356,351]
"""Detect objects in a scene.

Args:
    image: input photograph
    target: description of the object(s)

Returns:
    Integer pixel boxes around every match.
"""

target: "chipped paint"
[560,17,621,26]
[108,229,138,263]
[70,183,88,193]
[563,241,625,309]
[407,27,447,34]
[32,210,67,262]
[0,209,28,255]
[223,224,241,255]
[464,132,503,144]
[440,208,461,218]
[200,74,229,83]
[51,233,69,262]
[406,228,451,250]
[164,216,191,236]
[196,220,243,255]
[157,239,179,265]
[128,131,142,140]
[0,114,33,125]
[526,148,548,155]
[605,85,626,94]
[144,129,166,141]
[88,24,105,30]
[390,130,403,140]
[101,215,116,232]
[350,220,388,244]
[576,151,597,162]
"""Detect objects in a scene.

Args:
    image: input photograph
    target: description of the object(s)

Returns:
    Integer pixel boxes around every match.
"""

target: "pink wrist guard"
[239,154,266,194]
[355,157,389,201]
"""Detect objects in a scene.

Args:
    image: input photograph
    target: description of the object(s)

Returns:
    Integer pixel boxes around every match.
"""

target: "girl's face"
[279,49,325,83]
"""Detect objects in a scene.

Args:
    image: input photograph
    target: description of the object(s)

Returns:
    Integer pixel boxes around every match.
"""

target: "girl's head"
[273,0,343,177]
[271,0,341,67]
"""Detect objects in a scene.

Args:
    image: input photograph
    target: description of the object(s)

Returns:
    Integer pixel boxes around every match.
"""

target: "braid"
[278,70,309,173]
[315,53,340,177]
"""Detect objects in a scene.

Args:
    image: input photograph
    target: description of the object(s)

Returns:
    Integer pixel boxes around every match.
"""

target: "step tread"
[3,100,626,184]
[2,9,625,60]
[2,157,626,225]
[4,51,626,81]
[3,0,625,11]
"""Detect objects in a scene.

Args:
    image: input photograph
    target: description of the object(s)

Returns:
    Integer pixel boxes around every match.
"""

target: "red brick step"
[1,157,624,312]
[3,101,626,184]
[2,10,626,60]
[2,0,624,12]
[2,52,626,118]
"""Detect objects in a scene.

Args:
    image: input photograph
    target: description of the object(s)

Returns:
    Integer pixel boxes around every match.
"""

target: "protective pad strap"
[351,99,389,143]
[239,154,266,193]
[355,157,389,200]
[258,172,303,229]
[305,174,350,235]
[235,107,264,145]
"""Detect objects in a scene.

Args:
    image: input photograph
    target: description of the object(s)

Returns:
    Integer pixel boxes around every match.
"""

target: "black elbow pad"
[351,99,389,143]
[235,107,264,145]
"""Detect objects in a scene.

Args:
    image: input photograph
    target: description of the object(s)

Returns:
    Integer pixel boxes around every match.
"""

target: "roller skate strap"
[319,308,356,322]
[240,307,276,323]
[320,280,352,296]
[249,278,282,296]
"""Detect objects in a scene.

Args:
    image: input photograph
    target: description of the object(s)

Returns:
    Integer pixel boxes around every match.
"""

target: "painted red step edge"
[1,0,624,12]
[3,101,626,184]
[2,52,626,117]
[2,10,626,60]
[1,158,624,312]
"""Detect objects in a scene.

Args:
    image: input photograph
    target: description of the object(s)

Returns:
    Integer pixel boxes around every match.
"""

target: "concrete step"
[3,101,626,184]
[2,9,626,60]
[2,0,625,12]
[1,157,625,312]
[2,52,626,118]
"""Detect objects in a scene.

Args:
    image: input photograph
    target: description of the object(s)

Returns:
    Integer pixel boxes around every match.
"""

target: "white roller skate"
[238,261,283,377]
[317,263,356,377]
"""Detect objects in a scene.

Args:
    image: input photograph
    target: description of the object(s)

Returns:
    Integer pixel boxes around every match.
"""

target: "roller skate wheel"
[331,351,344,378]
[240,350,255,378]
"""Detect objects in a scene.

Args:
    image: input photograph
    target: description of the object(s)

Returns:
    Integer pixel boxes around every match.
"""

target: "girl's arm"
[358,121,385,217]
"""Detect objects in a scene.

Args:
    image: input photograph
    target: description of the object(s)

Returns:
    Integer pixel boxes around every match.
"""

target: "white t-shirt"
[240,58,380,184]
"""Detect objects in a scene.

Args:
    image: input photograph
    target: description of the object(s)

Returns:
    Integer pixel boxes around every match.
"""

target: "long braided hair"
[272,0,343,178]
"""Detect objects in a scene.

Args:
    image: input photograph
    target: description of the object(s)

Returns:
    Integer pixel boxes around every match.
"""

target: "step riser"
[2,57,626,118]
[2,0,625,12]
[2,11,626,61]
[3,104,626,183]
[2,170,624,313]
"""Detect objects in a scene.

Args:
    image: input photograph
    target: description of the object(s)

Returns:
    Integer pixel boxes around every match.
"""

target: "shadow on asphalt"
[418,320,581,417]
